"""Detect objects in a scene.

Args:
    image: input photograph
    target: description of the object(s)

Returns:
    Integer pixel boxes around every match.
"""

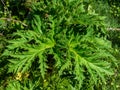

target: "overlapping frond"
[2,0,117,90]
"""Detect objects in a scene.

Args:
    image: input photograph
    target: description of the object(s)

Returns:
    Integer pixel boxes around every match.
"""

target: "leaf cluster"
[0,0,118,90]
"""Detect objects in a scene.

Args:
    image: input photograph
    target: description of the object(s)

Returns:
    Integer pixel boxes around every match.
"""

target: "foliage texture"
[0,0,119,90]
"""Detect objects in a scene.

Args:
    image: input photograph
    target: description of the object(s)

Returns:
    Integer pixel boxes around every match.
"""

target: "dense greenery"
[0,0,120,90]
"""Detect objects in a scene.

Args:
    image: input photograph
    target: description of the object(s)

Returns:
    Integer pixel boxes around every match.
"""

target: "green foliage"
[0,0,119,90]
[90,0,120,27]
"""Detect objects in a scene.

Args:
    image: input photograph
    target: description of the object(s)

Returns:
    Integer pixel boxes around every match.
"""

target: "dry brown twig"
[1,0,5,6]
[107,28,120,31]
[0,0,28,27]
[0,18,28,27]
